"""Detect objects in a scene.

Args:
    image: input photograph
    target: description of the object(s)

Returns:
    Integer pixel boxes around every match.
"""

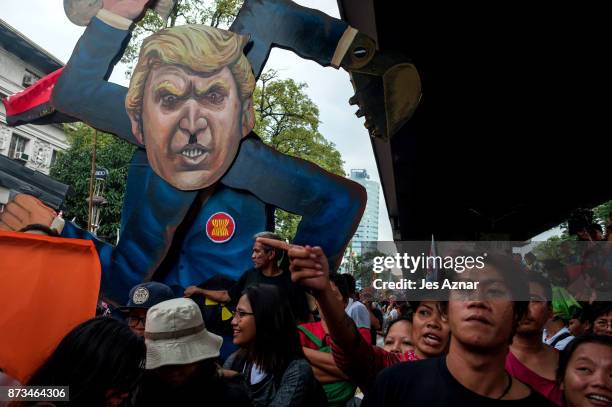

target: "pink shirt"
[505,351,563,406]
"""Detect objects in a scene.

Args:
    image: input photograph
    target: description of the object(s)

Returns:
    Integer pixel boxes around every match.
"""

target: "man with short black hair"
[184,232,311,322]
[524,252,543,274]
[260,241,554,406]
[568,304,592,336]
[329,273,371,344]
[362,254,554,406]
[341,274,371,338]
[543,314,575,351]
[591,302,612,336]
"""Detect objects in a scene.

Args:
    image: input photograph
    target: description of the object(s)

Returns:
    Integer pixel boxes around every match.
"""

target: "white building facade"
[0,18,68,176]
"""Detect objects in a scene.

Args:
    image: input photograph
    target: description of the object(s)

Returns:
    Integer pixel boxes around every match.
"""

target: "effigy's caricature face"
[140,65,245,190]
[126,25,255,190]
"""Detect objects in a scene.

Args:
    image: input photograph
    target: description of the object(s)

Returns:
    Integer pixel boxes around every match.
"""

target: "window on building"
[50,149,58,167]
[22,70,40,88]
[8,134,29,160]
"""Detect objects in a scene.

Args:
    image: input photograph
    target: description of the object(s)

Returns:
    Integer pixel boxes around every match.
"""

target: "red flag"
[1,68,66,126]
[0,230,100,383]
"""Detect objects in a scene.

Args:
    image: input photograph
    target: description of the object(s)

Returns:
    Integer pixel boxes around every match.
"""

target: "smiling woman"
[558,334,612,407]
[225,284,327,407]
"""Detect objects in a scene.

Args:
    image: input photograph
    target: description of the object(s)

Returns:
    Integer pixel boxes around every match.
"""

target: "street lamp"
[86,166,108,235]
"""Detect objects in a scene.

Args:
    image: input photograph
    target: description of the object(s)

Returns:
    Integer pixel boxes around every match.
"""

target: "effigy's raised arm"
[52,8,141,145]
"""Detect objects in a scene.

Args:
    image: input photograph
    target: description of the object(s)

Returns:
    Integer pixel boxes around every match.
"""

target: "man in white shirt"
[346,297,371,330]
[388,303,400,322]
[543,316,575,350]
[328,273,372,343]
[342,274,371,331]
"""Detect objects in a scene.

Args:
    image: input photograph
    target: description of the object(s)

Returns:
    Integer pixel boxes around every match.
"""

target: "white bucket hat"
[144,298,223,369]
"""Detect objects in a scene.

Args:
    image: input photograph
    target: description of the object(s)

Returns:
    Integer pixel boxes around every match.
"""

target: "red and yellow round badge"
[206,212,235,243]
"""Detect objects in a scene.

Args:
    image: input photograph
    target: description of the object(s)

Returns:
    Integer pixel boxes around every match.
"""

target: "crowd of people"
[0,227,611,407]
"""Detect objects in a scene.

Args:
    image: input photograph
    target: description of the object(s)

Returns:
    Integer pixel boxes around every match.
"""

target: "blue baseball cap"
[119,282,176,311]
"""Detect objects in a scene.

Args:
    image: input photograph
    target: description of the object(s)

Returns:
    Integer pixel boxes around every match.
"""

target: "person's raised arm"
[369,306,382,331]
[311,365,341,384]
[51,0,150,145]
[302,347,348,382]
[256,237,359,349]
[184,286,231,303]
[258,237,404,393]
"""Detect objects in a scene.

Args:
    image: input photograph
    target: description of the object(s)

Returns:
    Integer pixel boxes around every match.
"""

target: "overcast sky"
[2,0,394,240]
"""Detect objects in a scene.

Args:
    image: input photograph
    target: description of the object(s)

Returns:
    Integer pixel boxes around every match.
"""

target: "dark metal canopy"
[0,154,71,211]
[338,1,609,241]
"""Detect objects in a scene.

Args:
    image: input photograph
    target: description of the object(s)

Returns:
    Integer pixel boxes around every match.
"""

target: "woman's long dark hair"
[12,317,145,407]
[242,284,304,377]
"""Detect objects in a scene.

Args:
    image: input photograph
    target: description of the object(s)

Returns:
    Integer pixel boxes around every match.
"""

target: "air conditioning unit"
[13,152,29,161]
[22,76,35,87]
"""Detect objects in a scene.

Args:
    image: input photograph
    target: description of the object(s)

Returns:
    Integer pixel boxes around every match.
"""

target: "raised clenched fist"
[256,237,331,294]
[0,194,57,232]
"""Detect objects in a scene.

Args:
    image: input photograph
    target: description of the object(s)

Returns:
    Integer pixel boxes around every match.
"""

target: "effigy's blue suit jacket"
[52,18,366,304]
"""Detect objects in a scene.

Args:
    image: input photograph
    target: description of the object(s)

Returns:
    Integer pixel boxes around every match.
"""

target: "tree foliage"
[253,70,345,240]
[556,200,612,239]
[50,124,136,242]
[594,200,612,225]
[122,0,243,75]
[533,199,611,260]
[349,249,392,292]
[531,235,568,261]
[254,70,344,174]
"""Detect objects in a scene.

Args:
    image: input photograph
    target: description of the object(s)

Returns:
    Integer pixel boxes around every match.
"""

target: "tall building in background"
[349,169,379,256]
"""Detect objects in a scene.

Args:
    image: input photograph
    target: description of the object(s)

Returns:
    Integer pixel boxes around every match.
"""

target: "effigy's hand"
[256,237,330,293]
[102,0,151,21]
[341,32,422,139]
[0,194,56,232]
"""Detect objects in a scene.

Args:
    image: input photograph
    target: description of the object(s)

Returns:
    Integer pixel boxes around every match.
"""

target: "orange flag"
[0,230,101,383]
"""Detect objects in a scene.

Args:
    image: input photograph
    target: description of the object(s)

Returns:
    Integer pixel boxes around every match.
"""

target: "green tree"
[122,0,243,75]
[556,200,612,238]
[253,70,345,240]
[351,250,388,290]
[50,123,136,242]
[531,235,567,261]
[594,200,612,225]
